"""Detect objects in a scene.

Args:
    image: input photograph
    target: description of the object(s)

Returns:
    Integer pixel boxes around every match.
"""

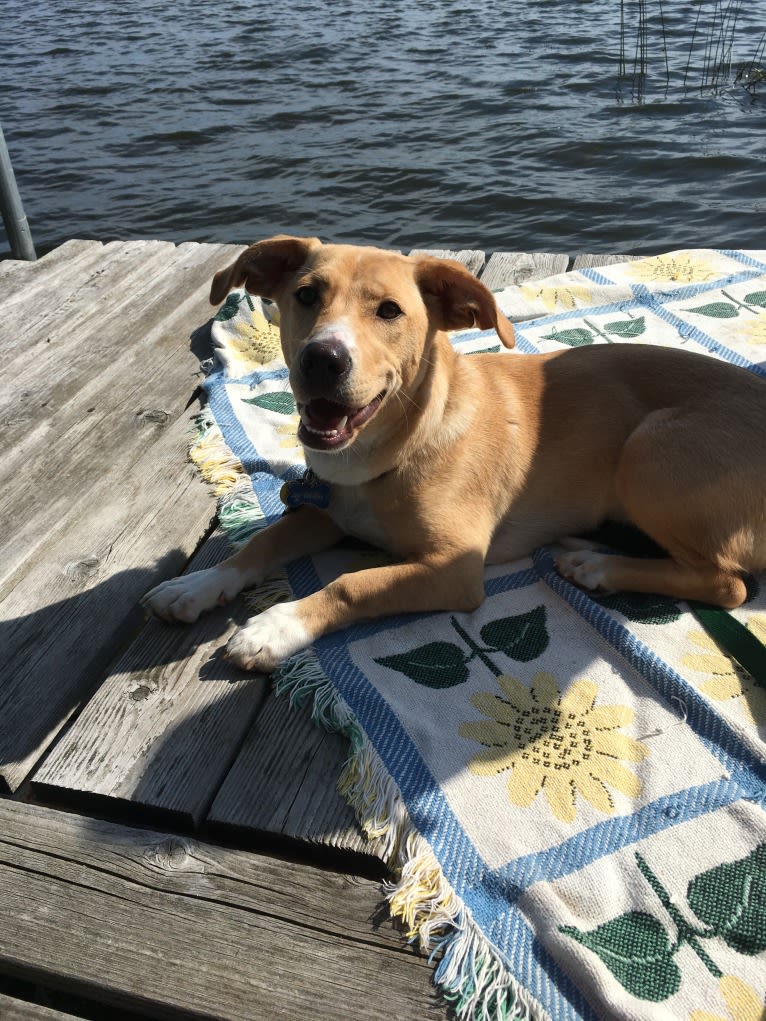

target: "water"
[2,0,765,257]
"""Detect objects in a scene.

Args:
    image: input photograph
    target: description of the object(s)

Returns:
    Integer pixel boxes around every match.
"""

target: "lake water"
[2,0,765,257]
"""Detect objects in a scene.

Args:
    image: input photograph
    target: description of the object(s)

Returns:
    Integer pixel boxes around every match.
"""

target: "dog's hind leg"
[555,548,748,607]
[556,408,754,608]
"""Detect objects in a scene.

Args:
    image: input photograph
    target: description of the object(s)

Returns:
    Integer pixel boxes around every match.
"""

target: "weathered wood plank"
[0,241,237,587]
[208,691,382,860]
[0,239,166,355]
[0,240,239,463]
[408,247,486,275]
[570,253,640,271]
[0,239,104,295]
[0,409,217,794]
[32,531,270,826]
[0,801,438,1021]
[0,993,82,1021]
[479,251,569,290]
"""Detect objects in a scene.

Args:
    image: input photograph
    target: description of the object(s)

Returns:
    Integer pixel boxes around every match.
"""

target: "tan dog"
[142,237,766,671]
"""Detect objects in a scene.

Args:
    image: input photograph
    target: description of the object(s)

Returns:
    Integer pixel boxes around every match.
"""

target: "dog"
[142,236,766,672]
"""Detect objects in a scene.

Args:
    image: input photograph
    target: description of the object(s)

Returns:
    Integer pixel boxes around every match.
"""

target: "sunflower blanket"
[196,250,766,1021]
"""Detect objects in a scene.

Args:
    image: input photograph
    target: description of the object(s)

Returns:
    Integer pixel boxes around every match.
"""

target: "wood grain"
[0,406,218,794]
[208,691,384,860]
[408,247,486,275]
[0,801,438,1021]
[479,251,569,289]
[0,241,240,579]
[31,530,270,826]
[570,253,640,271]
[0,239,105,297]
[0,993,83,1021]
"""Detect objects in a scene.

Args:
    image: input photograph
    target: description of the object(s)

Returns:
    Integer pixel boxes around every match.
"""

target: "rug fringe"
[189,409,246,496]
[273,655,547,1021]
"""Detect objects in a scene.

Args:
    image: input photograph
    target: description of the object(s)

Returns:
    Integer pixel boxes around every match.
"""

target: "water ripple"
[2,0,765,255]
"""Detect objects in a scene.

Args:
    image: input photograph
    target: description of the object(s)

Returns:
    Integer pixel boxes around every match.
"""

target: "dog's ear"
[414,257,516,349]
[210,235,321,305]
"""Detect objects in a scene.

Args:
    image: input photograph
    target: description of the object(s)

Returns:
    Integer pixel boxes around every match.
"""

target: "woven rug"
[194,249,766,1021]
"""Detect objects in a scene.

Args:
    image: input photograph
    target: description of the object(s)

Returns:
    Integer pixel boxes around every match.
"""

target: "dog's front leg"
[141,507,344,624]
[225,548,486,672]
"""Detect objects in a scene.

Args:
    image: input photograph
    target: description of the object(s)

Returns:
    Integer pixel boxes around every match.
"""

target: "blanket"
[194,249,766,1021]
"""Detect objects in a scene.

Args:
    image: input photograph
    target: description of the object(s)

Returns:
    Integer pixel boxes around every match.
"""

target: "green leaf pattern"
[240,392,297,414]
[375,606,551,685]
[562,912,681,1002]
[375,642,470,688]
[561,845,766,1002]
[543,315,646,347]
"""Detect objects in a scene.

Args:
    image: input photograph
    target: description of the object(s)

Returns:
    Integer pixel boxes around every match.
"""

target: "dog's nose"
[299,339,352,386]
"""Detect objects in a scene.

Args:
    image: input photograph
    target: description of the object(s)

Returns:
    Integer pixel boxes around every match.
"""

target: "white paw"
[225,602,311,673]
[141,566,244,623]
[555,550,613,593]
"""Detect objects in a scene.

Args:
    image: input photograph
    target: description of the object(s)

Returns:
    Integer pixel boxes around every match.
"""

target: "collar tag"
[280,470,331,510]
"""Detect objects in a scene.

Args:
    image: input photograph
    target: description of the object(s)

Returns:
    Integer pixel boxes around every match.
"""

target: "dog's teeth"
[300,413,349,438]
[305,423,338,437]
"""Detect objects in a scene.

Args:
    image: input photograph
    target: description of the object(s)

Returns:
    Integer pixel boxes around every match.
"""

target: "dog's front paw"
[555,550,613,594]
[141,566,243,623]
[224,602,311,672]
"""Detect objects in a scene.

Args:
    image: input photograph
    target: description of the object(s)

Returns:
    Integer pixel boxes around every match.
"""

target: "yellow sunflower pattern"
[459,672,647,823]
[689,975,765,1021]
[625,251,723,284]
[680,615,766,727]
[739,316,766,345]
[519,281,595,312]
[232,310,282,366]
[276,419,302,451]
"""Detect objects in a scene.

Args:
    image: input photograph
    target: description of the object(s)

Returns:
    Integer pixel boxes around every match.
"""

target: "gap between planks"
[0,801,438,1021]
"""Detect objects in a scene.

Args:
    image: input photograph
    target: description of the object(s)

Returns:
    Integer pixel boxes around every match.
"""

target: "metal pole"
[0,121,36,261]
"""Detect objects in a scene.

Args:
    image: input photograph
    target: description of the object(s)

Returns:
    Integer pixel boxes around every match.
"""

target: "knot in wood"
[128,680,158,702]
[136,407,171,426]
[63,555,101,581]
[146,837,193,872]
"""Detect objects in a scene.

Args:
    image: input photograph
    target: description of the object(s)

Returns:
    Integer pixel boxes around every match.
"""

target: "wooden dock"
[0,239,627,1020]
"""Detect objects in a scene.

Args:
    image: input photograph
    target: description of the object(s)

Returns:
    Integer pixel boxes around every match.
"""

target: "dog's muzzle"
[298,338,352,394]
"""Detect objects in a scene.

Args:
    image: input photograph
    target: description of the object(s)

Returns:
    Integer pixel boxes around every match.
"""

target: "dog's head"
[210,236,515,455]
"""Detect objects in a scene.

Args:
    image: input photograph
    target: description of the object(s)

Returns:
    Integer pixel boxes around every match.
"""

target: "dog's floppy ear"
[210,235,321,305]
[414,257,516,349]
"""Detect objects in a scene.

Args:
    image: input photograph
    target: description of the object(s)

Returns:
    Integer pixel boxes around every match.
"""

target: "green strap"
[579,523,766,685]
[689,602,766,688]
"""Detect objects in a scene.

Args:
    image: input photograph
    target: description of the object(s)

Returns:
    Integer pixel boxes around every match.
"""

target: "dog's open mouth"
[297,391,386,451]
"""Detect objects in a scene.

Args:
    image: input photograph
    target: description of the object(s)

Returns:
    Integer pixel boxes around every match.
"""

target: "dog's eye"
[376,300,403,320]
[295,285,319,307]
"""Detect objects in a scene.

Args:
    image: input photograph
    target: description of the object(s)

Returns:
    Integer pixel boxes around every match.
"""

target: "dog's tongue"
[304,398,350,431]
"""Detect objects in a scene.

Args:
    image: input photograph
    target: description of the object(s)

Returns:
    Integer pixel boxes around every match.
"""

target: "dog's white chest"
[328,485,389,549]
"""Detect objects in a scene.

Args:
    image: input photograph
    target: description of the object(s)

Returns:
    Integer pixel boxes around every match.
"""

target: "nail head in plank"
[479,251,569,290]
[0,801,439,1021]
